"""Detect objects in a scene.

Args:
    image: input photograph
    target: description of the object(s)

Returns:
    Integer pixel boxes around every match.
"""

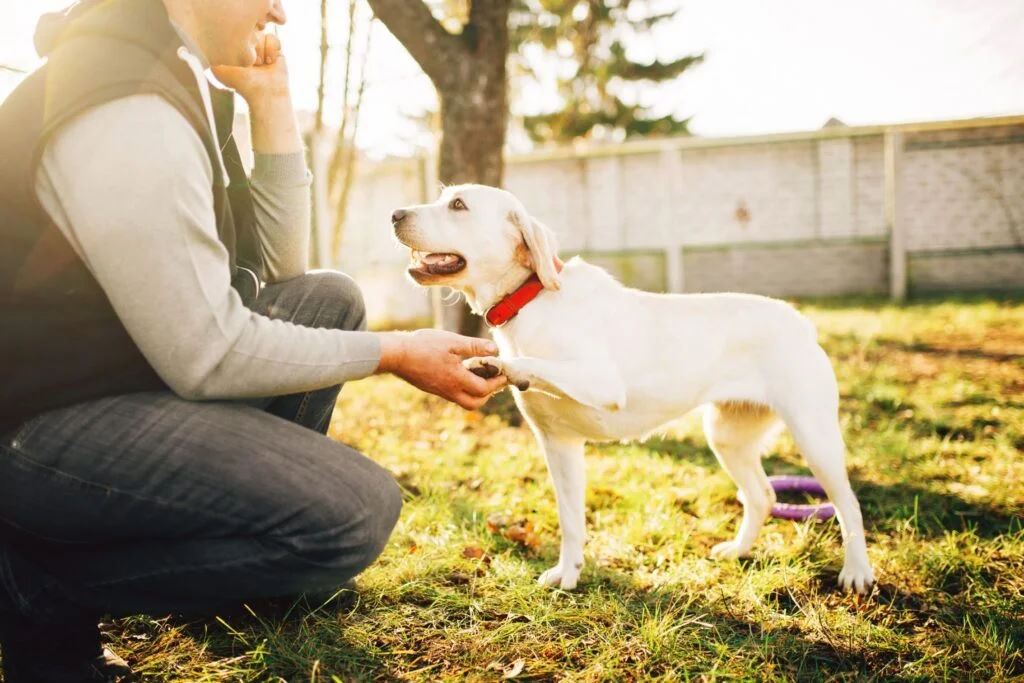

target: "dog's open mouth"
[408,250,467,277]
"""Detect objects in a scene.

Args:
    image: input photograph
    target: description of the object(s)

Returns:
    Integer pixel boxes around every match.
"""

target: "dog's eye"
[449,197,468,211]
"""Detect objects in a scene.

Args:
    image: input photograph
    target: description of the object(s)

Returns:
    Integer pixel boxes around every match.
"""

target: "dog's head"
[391,184,560,306]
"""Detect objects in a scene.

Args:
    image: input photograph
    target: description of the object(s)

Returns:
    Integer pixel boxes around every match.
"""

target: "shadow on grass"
[628,435,1022,541]
[561,565,909,680]
[854,478,1022,540]
[163,590,392,682]
[155,477,1022,682]
[873,337,1024,363]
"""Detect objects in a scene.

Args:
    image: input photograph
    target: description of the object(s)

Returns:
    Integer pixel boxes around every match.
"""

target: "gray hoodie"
[31,4,382,401]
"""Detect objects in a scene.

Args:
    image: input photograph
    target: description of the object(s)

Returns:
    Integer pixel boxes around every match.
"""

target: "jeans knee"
[308,270,367,332]
[357,472,403,566]
[281,465,402,588]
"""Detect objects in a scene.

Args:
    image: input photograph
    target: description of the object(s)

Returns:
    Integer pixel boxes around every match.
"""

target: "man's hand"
[210,33,290,105]
[377,330,508,411]
[211,34,301,155]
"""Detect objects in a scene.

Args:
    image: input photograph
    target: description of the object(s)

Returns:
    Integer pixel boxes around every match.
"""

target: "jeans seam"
[5,414,47,450]
[85,523,371,589]
[87,543,294,589]
[0,442,264,531]
[294,391,313,424]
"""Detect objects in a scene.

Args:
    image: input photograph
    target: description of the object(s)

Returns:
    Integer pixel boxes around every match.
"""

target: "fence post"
[660,147,685,293]
[885,131,907,301]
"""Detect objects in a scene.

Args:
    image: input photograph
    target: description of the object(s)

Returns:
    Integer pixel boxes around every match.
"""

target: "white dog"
[390,184,876,594]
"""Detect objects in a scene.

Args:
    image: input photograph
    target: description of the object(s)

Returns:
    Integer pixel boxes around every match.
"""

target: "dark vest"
[0,0,263,435]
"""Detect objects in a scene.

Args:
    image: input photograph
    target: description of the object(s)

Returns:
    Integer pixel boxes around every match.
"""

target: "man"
[0,0,507,680]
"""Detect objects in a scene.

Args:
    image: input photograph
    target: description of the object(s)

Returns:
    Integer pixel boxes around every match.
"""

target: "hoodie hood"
[34,0,181,60]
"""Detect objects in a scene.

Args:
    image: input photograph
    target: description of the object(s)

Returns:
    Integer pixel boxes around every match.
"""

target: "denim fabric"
[0,271,401,624]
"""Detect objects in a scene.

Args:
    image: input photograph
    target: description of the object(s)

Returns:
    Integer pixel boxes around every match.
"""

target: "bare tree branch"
[331,19,374,259]
[364,0,463,88]
[314,0,328,134]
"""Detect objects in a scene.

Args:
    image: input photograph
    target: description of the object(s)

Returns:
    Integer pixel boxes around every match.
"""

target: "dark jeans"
[0,271,401,627]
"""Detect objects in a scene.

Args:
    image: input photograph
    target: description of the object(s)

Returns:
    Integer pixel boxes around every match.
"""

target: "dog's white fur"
[392,184,877,594]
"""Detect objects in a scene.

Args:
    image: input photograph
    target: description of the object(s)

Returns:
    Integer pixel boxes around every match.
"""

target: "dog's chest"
[516,391,679,442]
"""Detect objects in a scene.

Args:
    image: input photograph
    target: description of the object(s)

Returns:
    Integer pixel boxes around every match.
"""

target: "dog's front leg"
[535,434,587,590]
[465,356,626,412]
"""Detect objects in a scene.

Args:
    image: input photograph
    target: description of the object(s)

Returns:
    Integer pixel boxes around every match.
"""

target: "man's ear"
[508,209,561,290]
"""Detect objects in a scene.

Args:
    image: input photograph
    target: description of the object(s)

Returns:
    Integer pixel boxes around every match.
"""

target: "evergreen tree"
[510,0,703,143]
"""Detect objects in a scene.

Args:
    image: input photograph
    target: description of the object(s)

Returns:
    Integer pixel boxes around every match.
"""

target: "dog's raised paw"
[470,364,501,380]
[464,357,502,379]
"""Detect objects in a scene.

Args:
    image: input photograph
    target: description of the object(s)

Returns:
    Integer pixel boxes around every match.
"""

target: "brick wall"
[682,241,890,297]
[330,116,1024,326]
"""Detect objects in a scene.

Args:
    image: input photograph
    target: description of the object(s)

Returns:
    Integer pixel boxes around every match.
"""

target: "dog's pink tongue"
[422,253,458,266]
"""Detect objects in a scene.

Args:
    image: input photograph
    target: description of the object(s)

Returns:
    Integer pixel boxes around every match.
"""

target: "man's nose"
[269,1,286,25]
[391,209,409,225]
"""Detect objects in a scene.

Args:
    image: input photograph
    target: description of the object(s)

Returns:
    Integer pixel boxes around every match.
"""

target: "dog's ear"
[509,210,561,290]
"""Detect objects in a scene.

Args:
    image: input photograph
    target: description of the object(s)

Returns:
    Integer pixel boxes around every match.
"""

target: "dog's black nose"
[391,209,408,225]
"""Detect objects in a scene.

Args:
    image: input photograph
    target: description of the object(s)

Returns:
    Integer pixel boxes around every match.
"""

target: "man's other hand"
[211,33,290,106]
[377,330,508,411]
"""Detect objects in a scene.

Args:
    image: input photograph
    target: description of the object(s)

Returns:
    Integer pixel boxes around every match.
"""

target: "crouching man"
[0,1,506,680]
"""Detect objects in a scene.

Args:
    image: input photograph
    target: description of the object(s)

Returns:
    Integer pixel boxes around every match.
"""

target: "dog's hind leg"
[774,349,876,593]
[704,402,783,560]
[534,433,587,590]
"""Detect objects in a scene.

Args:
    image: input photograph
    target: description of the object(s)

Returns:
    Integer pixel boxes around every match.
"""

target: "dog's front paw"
[463,357,530,391]
[464,356,502,379]
[538,562,582,590]
[838,559,876,595]
[710,540,753,560]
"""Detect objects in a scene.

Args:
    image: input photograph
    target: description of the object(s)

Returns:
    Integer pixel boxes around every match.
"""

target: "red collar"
[485,259,563,327]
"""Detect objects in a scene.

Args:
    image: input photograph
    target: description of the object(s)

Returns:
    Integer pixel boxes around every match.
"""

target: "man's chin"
[209,50,258,70]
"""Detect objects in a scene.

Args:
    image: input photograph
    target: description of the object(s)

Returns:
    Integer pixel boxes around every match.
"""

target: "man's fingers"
[263,33,282,64]
[266,33,282,61]
[484,375,508,393]
[255,33,282,66]
[456,393,486,411]
[461,371,492,397]
[452,336,498,358]
[461,368,507,399]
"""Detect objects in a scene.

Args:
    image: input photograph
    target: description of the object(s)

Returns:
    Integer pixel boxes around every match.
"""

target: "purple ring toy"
[767,475,835,521]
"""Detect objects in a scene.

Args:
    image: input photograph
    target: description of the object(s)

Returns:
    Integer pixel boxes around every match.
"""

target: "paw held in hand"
[470,362,501,380]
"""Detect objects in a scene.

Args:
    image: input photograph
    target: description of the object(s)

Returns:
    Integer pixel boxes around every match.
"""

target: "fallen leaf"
[461,546,491,564]
[503,659,525,679]
[487,515,540,549]
[486,513,509,533]
[503,520,533,543]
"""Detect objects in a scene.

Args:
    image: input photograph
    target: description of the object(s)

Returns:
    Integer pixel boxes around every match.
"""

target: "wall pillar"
[885,131,907,301]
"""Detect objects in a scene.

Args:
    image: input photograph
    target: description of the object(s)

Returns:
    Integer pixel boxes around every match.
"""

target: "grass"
[14,296,1024,681]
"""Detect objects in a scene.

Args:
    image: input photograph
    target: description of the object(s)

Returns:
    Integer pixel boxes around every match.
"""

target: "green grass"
[31,297,1024,680]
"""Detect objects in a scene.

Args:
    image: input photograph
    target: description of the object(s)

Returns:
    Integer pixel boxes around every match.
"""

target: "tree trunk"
[366,0,509,336]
